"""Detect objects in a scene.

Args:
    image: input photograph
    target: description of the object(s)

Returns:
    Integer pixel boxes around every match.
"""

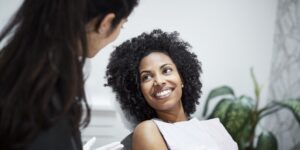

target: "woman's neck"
[156,103,188,123]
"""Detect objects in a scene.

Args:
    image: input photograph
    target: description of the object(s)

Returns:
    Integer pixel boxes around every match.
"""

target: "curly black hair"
[105,29,202,124]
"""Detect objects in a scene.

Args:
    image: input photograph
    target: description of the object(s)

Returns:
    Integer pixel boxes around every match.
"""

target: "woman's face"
[139,52,183,113]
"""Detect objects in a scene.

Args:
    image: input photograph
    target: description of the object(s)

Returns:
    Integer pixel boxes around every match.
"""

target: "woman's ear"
[180,75,184,88]
[96,13,116,35]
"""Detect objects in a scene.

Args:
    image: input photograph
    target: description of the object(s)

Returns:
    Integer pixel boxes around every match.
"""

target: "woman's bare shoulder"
[132,120,167,150]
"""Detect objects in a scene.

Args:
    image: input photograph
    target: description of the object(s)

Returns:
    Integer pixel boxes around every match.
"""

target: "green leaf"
[258,103,281,121]
[208,98,233,122]
[234,95,256,149]
[236,122,253,149]
[273,98,300,124]
[256,131,278,150]
[202,86,235,117]
[223,100,252,139]
[250,68,261,101]
[239,95,255,110]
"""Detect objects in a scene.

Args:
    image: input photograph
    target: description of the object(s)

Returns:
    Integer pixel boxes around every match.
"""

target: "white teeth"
[155,89,172,98]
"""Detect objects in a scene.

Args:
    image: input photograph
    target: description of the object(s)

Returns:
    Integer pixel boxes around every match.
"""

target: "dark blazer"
[27,114,82,150]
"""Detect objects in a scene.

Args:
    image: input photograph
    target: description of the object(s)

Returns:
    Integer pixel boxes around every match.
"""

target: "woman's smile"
[153,88,173,99]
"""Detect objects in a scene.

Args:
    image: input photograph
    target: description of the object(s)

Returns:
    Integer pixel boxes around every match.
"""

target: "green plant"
[202,68,300,150]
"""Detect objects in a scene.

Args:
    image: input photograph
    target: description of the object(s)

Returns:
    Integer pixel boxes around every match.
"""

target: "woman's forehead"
[139,52,175,70]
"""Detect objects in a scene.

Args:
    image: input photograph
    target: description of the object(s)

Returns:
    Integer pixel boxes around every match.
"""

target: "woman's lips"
[153,88,173,99]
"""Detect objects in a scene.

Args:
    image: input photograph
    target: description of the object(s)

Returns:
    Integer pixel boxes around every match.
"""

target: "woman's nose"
[153,75,166,86]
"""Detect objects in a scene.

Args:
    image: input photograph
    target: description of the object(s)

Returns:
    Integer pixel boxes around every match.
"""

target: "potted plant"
[202,68,300,150]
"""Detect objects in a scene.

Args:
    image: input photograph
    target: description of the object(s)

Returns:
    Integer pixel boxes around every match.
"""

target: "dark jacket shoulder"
[27,114,82,150]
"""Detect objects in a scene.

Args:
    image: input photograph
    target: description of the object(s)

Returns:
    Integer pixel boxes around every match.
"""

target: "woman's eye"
[163,68,173,75]
[141,74,152,82]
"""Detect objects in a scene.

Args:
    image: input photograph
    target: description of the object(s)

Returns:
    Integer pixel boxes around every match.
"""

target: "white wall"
[0,0,22,28]
[0,0,278,147]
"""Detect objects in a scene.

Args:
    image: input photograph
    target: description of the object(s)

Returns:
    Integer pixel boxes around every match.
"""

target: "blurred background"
[1,0,299,149]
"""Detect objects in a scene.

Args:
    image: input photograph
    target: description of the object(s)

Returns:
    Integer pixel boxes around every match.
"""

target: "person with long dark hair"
[0,0,138,149]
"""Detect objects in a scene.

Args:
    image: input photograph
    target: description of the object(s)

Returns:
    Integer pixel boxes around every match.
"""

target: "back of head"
[0,0,138,149]
[87,0,138,30]
[106,29,202,126]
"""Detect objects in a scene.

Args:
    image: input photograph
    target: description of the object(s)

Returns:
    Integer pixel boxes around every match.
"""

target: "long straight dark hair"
[0,0,138,149]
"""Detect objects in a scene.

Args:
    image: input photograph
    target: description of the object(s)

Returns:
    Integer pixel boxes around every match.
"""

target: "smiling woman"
[139,52,185,121]
[105,29,238,149]
[105,29,202,124]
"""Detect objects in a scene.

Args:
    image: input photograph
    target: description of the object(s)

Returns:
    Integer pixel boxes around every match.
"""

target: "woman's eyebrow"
[140,63,172,74]
[140,70,151,74]
[160,63,172,69]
